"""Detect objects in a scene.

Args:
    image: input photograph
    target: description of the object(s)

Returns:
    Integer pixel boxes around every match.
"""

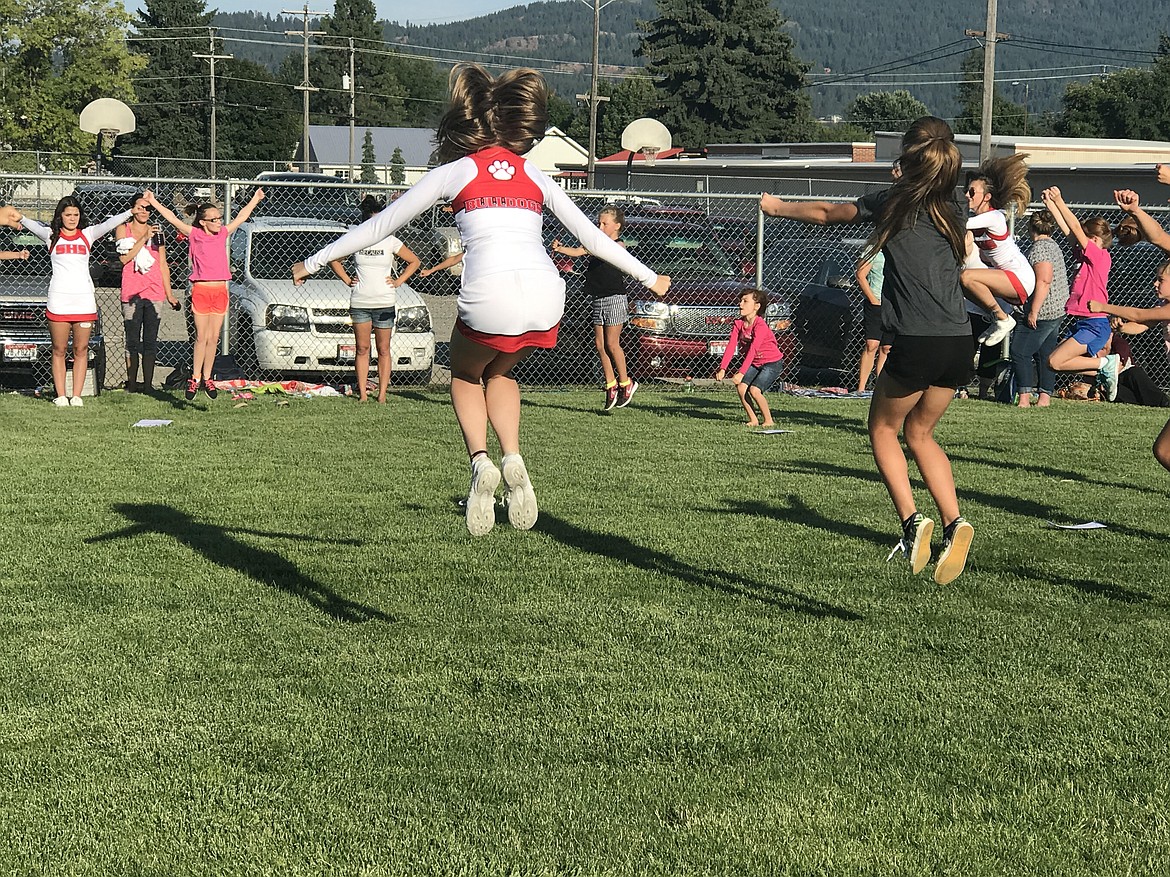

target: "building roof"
[308,125,437,168]
[599,147,686,163]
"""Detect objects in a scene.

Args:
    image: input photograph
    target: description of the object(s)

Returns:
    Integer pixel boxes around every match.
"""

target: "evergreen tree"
[390,146,405,184]
[637,0,814,147]
[218,58,300,168]
[285,0,407,128]
[954,47,1025,136]
[122,0,214,160]
[847,90,931,135]
[360,129,378,183]
[0,0,143,165]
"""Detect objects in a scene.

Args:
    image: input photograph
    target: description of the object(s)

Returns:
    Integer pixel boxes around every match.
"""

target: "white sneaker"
[53,395,70,408]
[1099,354,1120,402]
[978,314,1017,346]
[501,453,538,530]
[69,396,84,407]
[465,455,501,537]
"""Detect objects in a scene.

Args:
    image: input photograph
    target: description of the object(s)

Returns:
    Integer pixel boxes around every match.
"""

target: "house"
[295,125,590,186]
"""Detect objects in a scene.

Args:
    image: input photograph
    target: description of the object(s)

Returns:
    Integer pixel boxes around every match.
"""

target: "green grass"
[1,387,1168,876]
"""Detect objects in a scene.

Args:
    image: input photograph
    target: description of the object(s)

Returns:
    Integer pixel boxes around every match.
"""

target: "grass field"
[1,386,1168,876]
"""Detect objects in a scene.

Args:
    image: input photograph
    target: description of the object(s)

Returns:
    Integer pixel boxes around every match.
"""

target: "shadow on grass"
[1007,562,1156,604]
[394,390,448,406]
[770,407,869,436]
[87,503,394,624]
[947,452,1170,497]
[535,511,860,620]
[716,496,892,550]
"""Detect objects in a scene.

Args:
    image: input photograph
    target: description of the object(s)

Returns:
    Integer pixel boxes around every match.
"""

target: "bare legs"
[352,323,393,403]
[49,320,90,399]
[735,380,774,427]
[960,268,1018,320]
[593,323,629,386]
[868,373,961,526]
[1155,417,1170,473]
[449,329,532,457]
[192,311,225,383]
[857,339,889,392]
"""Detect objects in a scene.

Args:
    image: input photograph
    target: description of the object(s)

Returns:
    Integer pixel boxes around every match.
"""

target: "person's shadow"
[87,503,393,623]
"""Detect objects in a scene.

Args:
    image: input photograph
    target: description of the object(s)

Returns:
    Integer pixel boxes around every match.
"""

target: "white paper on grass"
[753,429,794,435]
[1044,520,1107,530]
[131,419,173,428]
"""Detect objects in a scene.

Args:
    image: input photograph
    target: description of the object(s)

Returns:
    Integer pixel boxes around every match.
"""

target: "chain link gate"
[3,170,1169,396]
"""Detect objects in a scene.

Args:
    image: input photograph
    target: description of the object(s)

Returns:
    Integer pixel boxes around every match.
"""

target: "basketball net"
[99,128,118,153]
[640,146,661,167]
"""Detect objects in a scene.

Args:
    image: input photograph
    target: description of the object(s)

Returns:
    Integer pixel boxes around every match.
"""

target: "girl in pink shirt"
[715,289,784,427]
[147,189,265,400]
[1042,186,1121,400]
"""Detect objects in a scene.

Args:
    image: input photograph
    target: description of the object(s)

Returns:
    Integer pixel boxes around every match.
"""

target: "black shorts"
[863,302,885,343]
[883,334,974,391]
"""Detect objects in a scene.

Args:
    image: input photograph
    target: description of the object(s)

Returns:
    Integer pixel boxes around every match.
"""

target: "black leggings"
[123,297,162,357]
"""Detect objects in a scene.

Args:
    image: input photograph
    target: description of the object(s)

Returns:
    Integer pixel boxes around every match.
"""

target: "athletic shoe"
[52,395,70,408]
[69,396,84,407]
[501,452,538,530]
[604,385,619,411]
[978,314,1017,346]
[465,455,501,537]
[615,380,639,408]
[1098,354,1120,402]
[185,378,198,401]
[886,512,933,574]
[934,517,974,585]
[204,379,218,400]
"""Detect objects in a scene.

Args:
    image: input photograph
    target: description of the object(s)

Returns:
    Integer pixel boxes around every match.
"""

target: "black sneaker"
[603,385,618,411]
[185,377,198,401]
[887,512,933,574]
[616,379,638,408]
[934,517,974,584]
[204,379,218,400]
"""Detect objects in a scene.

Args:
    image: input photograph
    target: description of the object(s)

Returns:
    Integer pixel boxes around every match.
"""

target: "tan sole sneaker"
[465,458,501,537]
[501,453,538,531]
[934,518,974,584]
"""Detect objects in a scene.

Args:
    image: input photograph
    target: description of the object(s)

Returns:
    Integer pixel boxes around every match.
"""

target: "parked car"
[232,172,362,225]
[228,218,435,382]
[521,215,795,384]
[762,238,871,381]
[0,229,107,392]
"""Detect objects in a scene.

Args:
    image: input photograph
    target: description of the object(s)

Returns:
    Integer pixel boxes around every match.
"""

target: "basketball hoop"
[99,128,119,154]
[640,146,661,167]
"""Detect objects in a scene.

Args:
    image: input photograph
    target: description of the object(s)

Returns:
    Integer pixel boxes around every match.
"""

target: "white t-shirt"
[304,148,659,336]
[347,234,405,309]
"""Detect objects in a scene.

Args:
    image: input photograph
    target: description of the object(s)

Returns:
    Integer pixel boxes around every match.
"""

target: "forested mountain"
[213,0,1170,121]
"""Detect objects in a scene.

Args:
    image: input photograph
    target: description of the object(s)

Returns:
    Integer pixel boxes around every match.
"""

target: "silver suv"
[228,218,435,382]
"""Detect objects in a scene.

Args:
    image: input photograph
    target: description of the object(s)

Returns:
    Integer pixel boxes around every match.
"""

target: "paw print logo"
[487,160,515,181]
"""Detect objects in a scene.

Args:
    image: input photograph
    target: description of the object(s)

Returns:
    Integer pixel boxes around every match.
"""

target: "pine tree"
[846,91,931,136]
[390,146,405,185]
[360,129,378,184]
[954,48,1025,136]
[637,0,814,147]
[122,0,215,160]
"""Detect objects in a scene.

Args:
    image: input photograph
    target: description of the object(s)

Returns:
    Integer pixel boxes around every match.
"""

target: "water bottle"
[685,375,694,393]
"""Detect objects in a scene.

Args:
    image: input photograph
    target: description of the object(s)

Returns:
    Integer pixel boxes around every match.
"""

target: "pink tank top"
[187,225,231,281]
[120,225,166,303]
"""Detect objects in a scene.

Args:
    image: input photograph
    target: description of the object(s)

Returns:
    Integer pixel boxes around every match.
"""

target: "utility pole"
[345,39,356,182]
[284,4,325,171]
[576,0,615,188]
[193,28,232,181]
[965,0,1008,164]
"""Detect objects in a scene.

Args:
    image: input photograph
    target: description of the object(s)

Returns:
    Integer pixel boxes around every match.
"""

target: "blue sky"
[205,0,546,26]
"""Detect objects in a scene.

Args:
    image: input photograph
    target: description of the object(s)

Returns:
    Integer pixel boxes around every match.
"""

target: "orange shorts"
[190,281,229,315]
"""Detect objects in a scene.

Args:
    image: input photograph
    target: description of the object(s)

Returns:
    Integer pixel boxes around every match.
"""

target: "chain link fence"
[3,170,1168,397]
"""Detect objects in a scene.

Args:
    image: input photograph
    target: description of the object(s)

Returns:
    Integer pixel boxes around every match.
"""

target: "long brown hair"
[867,116,965,263]
[968,153,1031,216]
[435,64,549,164]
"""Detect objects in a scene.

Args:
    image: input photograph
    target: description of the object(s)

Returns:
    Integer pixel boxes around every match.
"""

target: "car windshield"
[248,230,344,280]
[622,225,737,278]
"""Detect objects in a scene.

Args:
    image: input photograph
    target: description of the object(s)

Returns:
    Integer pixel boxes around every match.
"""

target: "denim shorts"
[742,359,783,391]
[350,306,396,329]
